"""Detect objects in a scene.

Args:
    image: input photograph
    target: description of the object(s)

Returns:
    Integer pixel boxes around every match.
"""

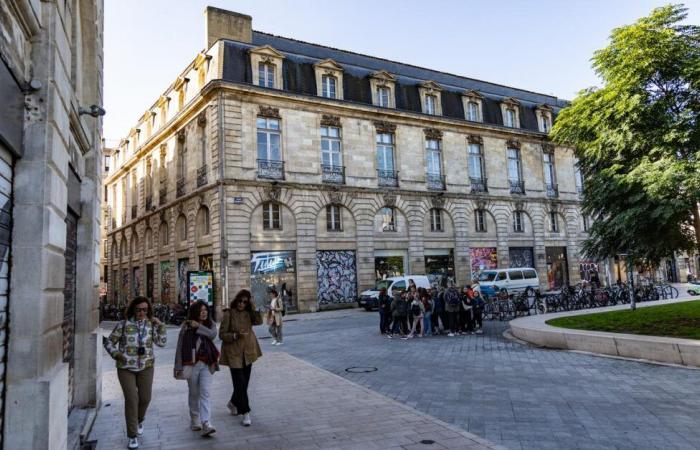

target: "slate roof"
[220,31,567,132]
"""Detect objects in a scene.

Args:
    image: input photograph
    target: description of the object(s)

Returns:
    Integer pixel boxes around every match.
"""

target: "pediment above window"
[502,97,520,107]
[370,70,396,82]
[420,80,443,93]
[249,45,285,60]
[314,58,343,72]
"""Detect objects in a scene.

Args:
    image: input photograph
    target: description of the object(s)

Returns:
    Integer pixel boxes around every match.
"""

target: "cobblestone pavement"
[91,323,499,450]
[262,309,700,450]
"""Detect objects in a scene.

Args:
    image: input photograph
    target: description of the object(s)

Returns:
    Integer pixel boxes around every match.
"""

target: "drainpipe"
[217,90,228,316]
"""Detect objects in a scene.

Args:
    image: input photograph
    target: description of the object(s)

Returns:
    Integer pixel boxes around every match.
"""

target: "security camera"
[79,105,107,117]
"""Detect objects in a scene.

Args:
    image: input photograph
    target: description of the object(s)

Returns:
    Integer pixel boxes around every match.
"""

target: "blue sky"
[104,0,700,143]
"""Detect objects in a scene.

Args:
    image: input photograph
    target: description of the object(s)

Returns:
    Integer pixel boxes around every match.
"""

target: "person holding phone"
[104,296,167,450]
[219,289,263,427]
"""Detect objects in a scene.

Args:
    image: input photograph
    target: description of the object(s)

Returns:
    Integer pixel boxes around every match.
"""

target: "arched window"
[196,206,210,238]
[159,222,169,246]
[145,227,153,250]
[176,215,187,241]
[121,237,127,256]
[131,233,139,255]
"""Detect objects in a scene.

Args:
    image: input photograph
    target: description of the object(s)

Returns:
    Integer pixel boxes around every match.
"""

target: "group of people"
[377,280,485,338]
[103,287,285,449]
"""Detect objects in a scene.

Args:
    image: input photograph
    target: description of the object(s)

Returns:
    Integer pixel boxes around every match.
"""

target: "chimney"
[204,7,252,48]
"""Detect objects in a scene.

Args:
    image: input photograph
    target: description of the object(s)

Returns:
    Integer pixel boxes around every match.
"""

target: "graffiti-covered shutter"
[0,144,14,444]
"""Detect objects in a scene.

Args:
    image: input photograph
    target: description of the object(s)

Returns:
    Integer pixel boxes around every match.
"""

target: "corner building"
[104,7,591,315]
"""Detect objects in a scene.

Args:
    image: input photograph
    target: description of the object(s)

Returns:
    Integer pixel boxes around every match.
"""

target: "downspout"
[217,90,228,316]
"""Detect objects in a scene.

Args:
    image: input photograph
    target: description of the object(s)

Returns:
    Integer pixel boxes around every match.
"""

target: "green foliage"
[547,300,700,340]
[551,4,700,265]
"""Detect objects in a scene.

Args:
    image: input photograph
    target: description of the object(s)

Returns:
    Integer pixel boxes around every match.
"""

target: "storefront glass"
[374,255,406,280]
[509,247,534,268]
[250,250,297,311]
[545,247,569,290]
[424,250,454,286]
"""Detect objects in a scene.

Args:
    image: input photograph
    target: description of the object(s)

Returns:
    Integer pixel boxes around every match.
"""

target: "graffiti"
[251,251,295,275]
[579,261,601,285]
[121,269,129,303]
[160,261,171,303]
[317,250,357,305]
[470,247,498,280]
[509,247,534,268]
[199,254,213,271]
[177,258,189,305]
[132,267,141,298]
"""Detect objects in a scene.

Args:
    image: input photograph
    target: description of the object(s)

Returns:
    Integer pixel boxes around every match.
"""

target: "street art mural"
[132,266,141,298]
[316,250,357,305]
[177,258,189,305]
[199,254,213,271]
[470,247,498,280]
[509,247,534,268]
[160,261,171,303]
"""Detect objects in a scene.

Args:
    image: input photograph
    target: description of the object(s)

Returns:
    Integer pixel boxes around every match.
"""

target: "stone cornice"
[370,70,396,82]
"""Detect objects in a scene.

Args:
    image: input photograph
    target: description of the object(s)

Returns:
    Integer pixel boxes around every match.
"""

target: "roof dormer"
[501,97,521,128]
[314,59,344,100]
[250,45,285,89]
[462,89,484,122]
[370,70,396,108]
[419,81,443,115]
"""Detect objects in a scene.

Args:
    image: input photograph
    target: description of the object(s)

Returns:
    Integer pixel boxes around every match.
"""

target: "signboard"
[187,270,214,306]
[233,197,244,205]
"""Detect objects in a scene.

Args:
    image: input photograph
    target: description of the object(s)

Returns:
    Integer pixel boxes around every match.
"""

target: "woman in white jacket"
[267,288,284,345]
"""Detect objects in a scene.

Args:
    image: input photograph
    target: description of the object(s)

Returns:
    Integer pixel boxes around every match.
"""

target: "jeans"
[269,322,283,343]
[117,367,154,438]
[229,364,253,415]
[187,361,213,423]
[422,312,432,336]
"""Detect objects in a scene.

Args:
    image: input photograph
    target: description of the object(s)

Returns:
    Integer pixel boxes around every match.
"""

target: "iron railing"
[197,165,208,187]
[321,165,345,184]
[545,183,559,198]
[426,173,445,191]
[159,186,167,205]
[176,178,185,198]
[131,205,137,219]
[509,179,526,195]
[377,169,399,187]
[145,195,152,211]
[257,159,285,180]
[470,177,488,193]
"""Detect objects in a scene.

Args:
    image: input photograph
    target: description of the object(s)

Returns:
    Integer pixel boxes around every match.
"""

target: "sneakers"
[226,401,238,416]
[387,334,394,339]
[476,329,483,335]
[447,332,455,337]
[275,341,283,346]
[191,416,202,431]
[271,339,278,345]
[137,422,144,436]
[127,437,139,449]
[241,413,251,427]
[201,421,216,436]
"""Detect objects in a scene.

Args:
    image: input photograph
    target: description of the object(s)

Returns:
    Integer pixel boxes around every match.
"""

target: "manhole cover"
[420,440,436,445]
[345,366,378,373]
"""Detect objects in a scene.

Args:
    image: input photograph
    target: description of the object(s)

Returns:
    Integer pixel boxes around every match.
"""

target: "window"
[377,86,390,107]
[505,108,516,127]
[430,208,442,232]
[574,161,584,193]
[507,148,522,182]
[468,144,484,179]
[177,136,186,180]
[583,215,589,232]
[258,62,275,88]
[257,118,281,161]
[513,211,524,232]
[159,222,169,246]
[177,215,187,241]
[376,133,395,172]
[197,207,210,238]
[321,75,337,99]
[263,202,281,230]
[540,115,551,133]
[104,185,108,202]
[543,152,556,185]
[524,269,537,279]
[326,205,342,231]
[425,139,441,176]
[145,228,153,250]
[145,157,153,199]
[549,212,559,233]
[321,126,342,167]
[497,272,507,281]
[475,209,486,232]
[104,155,111,172]
[199,118,207,167]
[509,270,524,280]
[425,94,437,115]
[392,280,406,292]
[467,101,479,122]
[380,207,395,232]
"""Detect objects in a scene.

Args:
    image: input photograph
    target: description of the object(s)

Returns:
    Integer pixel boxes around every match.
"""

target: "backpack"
[410,303,421,316]
[445,288,460,307]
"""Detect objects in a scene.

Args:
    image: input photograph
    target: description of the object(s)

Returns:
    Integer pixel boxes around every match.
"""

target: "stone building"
[104,6,590,316]
[0,1,104,448]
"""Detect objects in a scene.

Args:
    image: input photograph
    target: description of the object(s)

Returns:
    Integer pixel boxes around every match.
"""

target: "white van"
[478,268,540,297]
[357,275,431,310]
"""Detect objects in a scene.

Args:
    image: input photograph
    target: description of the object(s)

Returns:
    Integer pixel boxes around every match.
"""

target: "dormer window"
[321,75,336,98]
[250,45,285,90]
[505,109,516,127]
[536,104,554,133]
[378,87,390,107]
[370,71,396,108]
[541,115,551,133]
[462,90,484,123]
[425,95,437,115]
[258,62,275,88]
[501,97,521,128]
[467,102,479,121]
[419,81,442,115]
[314,59,344,101]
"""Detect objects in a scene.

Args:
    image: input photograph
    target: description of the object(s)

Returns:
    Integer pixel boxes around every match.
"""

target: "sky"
[103,0,700,144]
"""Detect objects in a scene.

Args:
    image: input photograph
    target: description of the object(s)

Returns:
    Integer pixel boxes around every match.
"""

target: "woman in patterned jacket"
[104,296,167,450]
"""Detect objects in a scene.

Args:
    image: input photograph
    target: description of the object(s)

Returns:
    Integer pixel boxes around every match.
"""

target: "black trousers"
[229,364,253,415]
[474,308,483,329]
[447,311,459,333]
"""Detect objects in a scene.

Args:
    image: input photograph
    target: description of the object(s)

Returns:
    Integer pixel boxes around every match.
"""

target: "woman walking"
[421,291,433,337]
[220,289,263,427]
[267,287,284,345]
[104,297,167,449]
[406,293,424,338]
[174,301,220,436]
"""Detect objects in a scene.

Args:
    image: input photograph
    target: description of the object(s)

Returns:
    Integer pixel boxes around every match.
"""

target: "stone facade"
[104,7,588,316]
[0,0,104,449]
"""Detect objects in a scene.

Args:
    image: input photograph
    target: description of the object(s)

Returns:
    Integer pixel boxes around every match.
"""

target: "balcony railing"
[426,173,445,191]
[509,179,526,195]
[470,177,488,193]
[197,165,208,188]
[131,205,137,219]
[176,178,185,198]
[257,159,285,180]
[159,186,167,205]
[545,183,559,198]
[145,195,152,211]
[321,165,345,184]
[377,169,399,187]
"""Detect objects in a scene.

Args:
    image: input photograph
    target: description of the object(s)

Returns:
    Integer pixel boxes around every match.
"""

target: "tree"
[551,4,700,266]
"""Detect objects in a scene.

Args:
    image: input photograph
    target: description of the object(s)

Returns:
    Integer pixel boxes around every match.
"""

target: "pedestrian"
[430,287,443,334]
[406,284,418,330]
[444,282,461,336]
[421,291,433,337]
[472,280,485,334]
[378,287,392,334]
[390,292,408,337]
[174,301,220,436]
[267,287,284,345]
[104,296,167,450]
[406,293,424,338]
[219,289,264,427]
[462,286,475,334]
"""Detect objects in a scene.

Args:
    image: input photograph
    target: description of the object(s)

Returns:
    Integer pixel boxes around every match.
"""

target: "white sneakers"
[271,339,278,345]
[241,413,251,427]
[227,401,238,416]
[275,341,283,346]
[190,416,202,431]
[137,422,144,436]
[448,332,455,337]
[127,437,139,449]
[201,421,216,436]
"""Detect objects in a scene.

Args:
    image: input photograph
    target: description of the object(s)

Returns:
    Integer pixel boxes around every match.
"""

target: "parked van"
[357,275,431,310]
[478,268,540,297]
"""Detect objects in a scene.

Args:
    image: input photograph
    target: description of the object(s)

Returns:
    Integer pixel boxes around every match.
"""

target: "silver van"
[478,268,540,297]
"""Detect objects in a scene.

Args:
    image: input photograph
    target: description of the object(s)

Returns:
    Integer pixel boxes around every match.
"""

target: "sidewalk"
[90,351,501,450]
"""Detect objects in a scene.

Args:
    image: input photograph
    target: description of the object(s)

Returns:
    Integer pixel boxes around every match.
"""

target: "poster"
[160,261,171,303]
[316,250,357,305]
[579,260,601,286]
[188,271,214,306]
[199,254,213,271]
[250,251,296,311]
[470,247,498,280]
[509,247,534,268]
[546,247,569,290]
[178,258,189,305]
[132,266,141,298]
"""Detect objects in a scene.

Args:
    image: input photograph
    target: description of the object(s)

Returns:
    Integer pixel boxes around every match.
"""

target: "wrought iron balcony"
[426,173,445,191]
[257,159,285,180]
[377,169,399,187]
[321,165,345,184]
[131,205,137,219]
[159,186,167,205]
[197,165,208,188]
[176,177,185,198]
[509,179,526,195]
[145,195,152,211]
[545,183,559,198]
[470,177,488,193]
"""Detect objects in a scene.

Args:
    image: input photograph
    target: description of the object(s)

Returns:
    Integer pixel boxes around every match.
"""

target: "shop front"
[545,247,569,290]
[509,247,534,269]
[470,247,498,280]
[316,250,357,306]
[250,250,297,311]
[374,249,408,280]
[579,260,602,286]
[424,249,454,286]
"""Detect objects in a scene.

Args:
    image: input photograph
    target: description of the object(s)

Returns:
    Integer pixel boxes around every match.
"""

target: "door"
[63,210,78,411]
[0,145,13,444]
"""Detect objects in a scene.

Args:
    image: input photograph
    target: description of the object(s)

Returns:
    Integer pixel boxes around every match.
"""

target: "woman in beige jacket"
[219,289,263,427]
[267,287,284,345]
